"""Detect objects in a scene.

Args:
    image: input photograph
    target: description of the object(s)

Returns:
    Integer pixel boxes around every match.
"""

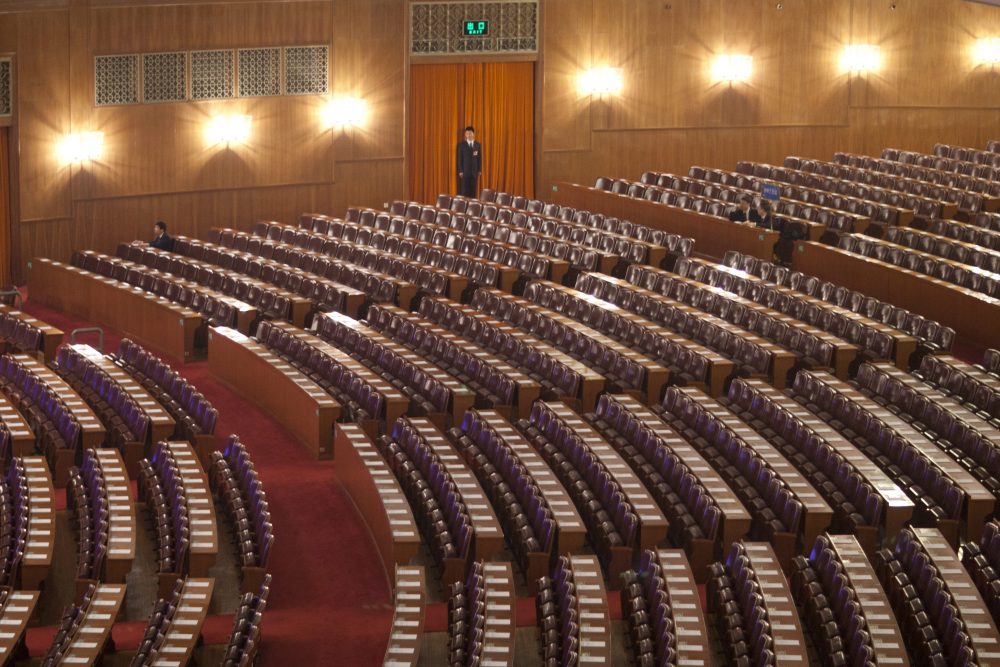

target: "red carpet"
[20,299,394,666]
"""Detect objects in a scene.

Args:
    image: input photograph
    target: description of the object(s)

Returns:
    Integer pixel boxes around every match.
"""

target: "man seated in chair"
[150,220,174,252]
[728,195,753,224]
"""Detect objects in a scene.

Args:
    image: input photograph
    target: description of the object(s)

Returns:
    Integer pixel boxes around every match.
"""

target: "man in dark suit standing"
[456,126,482,197]
[150,221,174,251]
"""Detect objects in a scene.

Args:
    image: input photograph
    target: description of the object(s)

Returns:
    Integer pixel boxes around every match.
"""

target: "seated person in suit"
[751,200,779,231]
[728,196,753,224]
[150,221,174,251]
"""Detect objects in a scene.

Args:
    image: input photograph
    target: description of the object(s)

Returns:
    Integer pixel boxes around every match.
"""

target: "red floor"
[21,299,395,665]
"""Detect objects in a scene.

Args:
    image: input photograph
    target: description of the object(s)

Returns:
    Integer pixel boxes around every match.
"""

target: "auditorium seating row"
[781,156,981,216]
[629,171,833,236]
[832,151,1000,201]
[366,304,534,419]
[920,217,1000,252]
[535,554,610,666]
[221,574,271,667]
[55,345,154,455]
[879,148,1000,186]
[657,386,825,566]
[209,435,273,591]
[676,256,908,368]
[262,217,502,296]
[477,188,696,257]
[75,249,250,331]
[839,233,1000,298]
[621,549,710,667]
[418,295,605,410]
[254,319,396,426]
[625,263,854,380]
[115,338,218,444]
[875,526,1000,666]
[736,161,923,223]
[0,588,37,664]
[0,392,32,465]
[69,448,135,585]
[373,417,473,580]
[707,541,809,667]
[383,565,425,666]
[790,533,908,667]
[131,577,214,667]
[313,311,472,424]
[721,250,954,358]
[934,142,1000,167]
[448,560,515,666]
[392,197,654,268]
[524,278,726,395]
[791,370,996,545]
[915,353,1000,422]
[171,233,382,315]
[0,305,62,363]
[725,378,912,554]
[447,410,557,582]
[884,225,1000,274]
[0,354,105,482]
[472,287,664,399]
[41,583,126,666]
[962,519,1000,627]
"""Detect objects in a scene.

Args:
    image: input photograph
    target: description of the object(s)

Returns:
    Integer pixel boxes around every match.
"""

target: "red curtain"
[408,62,534,204]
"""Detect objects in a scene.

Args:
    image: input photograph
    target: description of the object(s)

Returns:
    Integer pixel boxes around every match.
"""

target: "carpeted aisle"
[21,301,394,666]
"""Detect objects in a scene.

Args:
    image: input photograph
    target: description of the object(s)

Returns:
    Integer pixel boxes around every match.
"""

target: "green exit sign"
[463,19,489,36]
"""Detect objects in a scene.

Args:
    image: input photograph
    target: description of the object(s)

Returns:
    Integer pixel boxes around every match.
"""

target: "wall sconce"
[711,54,753,83]
[841,44,881,73]
[59,131,104,163]
[205,114,252,146]
[578,67,624,96]
[322,98,368,128]
[974,37,1000,66]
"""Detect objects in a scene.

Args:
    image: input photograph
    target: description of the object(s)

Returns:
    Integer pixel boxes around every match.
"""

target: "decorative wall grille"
[238,48,281,98]
[143,52,187,103]
[0,59,10,117]
[284,45,329,95]
[95,54,140,106]
[410,1,538,55]
[191,50,235,100]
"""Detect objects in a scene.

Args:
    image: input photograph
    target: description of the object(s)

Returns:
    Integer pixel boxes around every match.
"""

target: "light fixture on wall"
[322,97,368,128]
[841,44,881,73]
[711,54,753,83]
[578,67,624,96]
[205,114,252,146]
[59,131,104,164]
[974,37,1000,66]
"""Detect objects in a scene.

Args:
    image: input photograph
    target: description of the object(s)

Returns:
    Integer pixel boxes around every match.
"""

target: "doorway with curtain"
[408,61,535,205]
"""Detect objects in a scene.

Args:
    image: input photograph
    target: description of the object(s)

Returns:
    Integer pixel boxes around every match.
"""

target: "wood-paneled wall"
[2,0,998,280]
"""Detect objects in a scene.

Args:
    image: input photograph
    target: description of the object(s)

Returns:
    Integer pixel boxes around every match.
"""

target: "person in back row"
[150,220,174,251]
[728,195,752,223]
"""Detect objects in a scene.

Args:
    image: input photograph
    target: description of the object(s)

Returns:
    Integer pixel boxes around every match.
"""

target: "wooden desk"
[0,590,38,664]
[405,418,505,562]
[20,458,54,590]
[910,527,1000,667]
[825,535,910,666]
[569,555,611,665]
[793,241,1000,350]
[655,550,712,665]
[208,326,341,459]
[736,379,912,555]
[551,182,781,261]
[0,393,35,458]
[383,566,425,667]
[683,388,833,565]
[151,578,215,667]
[92,449,135,584]
[741,542,810,667]
[470,410,587,555]
[480,562,516,666]
[334,424,420,580]
[166,442,217,579]
[27,258,201,362]
[57,583,126,666]
[0,305,63,363]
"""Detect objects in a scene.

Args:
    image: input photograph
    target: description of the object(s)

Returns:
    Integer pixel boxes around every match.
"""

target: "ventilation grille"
[238,48,281,98]
[95,54,140,106]
[143,52,187,103]
[284,45,329,95]
[411,1,538,55]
